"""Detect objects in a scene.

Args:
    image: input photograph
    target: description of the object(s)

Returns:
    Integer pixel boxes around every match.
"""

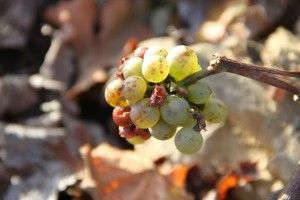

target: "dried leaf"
[168,165,190,189]
[185,165,218,199]
[101,170,187,200]
[217,173,239,200]
[239,161,258,177]
[80,144,191,200]
[44,0,97,51]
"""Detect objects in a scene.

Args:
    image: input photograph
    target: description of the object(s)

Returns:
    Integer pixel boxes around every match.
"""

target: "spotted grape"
[142,55,169,83]
[104,79,128,107]
[130,98,160,128]
[123,76,147,105]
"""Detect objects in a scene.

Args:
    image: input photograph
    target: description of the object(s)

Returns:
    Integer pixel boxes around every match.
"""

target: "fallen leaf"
[185,165,218,200]
[168,165,190,189]
[217,172,239,200]
[101,170,186,200]
[80,144,191,200]
[44,0,97,52]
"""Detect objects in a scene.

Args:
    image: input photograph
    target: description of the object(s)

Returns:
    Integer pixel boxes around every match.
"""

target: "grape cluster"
[105,45,227,154]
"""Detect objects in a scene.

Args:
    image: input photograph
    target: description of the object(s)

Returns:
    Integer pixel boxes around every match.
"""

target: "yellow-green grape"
[175,127,203,154]
[130,98,160,128]
[160,95,189,126]
[142,55,169,83]
[123,76,147,105]
[149,119,177,140]
[104,79,128,107]
[202,98,227,123]
[123,57,144,79]
[127,136,146,144]
[187,81,212,104]
[167,45,201,81]
[144,46,168,58]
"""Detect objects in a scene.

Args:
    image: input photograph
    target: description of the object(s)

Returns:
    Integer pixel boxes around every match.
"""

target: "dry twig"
[180,54,300,95]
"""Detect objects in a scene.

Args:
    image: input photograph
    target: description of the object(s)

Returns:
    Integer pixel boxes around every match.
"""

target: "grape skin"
[130,98,160,128]
[123,57,144,79]
[123,76,147,105]
[142,55,169,83]
[104,79,128,107]
[144,46,168,58]
[187,81,212,104]
[160,95,190,126]
[149,119,176,140]
[112,107,132,127]
[202,98,227,123]
[175,127,203,154]
[167,45,201,81]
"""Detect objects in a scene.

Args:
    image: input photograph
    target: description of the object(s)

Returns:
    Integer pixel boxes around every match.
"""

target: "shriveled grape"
[149,119,176,140]
[125,127,151,144]
[130,98,160,128]
[142,55,169,83]
[112,107,132,127]
[167,45,201,81]
[123,76,147,105]
[104,79,128,107]
[202,98,227,123]
[175,127,203,154]
[160,95,190,125]
[119,126,135,138]
[187,81,212,104]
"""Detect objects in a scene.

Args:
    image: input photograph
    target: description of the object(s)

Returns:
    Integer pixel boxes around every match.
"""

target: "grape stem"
[179,54,300,94]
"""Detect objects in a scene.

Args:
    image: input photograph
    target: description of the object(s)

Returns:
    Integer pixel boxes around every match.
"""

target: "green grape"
[123,57,144,79]
[160,95,190,126]
[182,112,197,127]
[202,98,227,123]
[149,119,177,140]
[130,98,160,128]
[142,55,169,83]
[104,79,128,107]
[167,45,201,81]
[144,46,168,58]
[123,76,147,105]
[127,136,145,144]
[187,81,212,104]
[174,127,203,154]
